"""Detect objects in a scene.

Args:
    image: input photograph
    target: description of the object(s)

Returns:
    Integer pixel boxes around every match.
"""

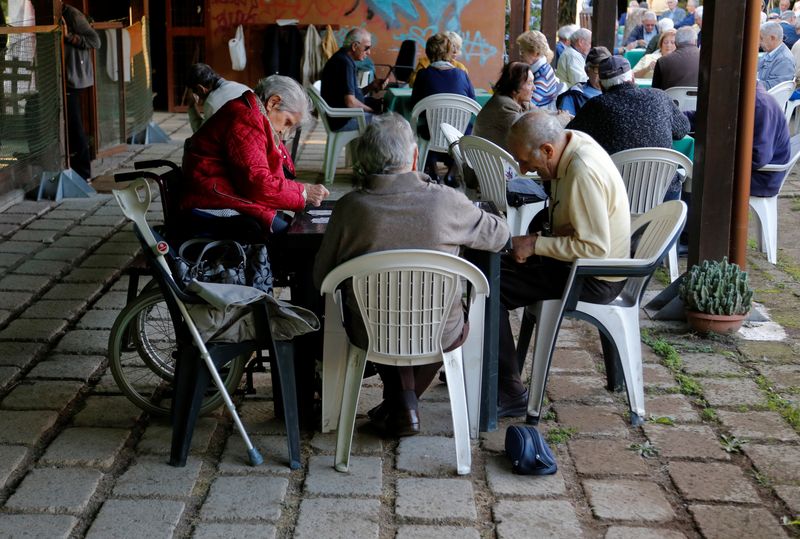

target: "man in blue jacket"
[752,81,791,197]
[758,21,797,90]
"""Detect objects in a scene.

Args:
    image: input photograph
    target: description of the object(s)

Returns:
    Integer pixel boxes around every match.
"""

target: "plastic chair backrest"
[663,86,698,112]
[308,82,336,133]
[411,94,481,153]
[440,122,466,175]
[394,40,417,82]
[611,147,693,214]
[319,250,489,364]
[458,135,521,213]
[768,80,796,113]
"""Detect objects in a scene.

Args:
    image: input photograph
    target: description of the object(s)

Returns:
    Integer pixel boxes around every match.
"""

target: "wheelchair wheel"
[108,289,246,416]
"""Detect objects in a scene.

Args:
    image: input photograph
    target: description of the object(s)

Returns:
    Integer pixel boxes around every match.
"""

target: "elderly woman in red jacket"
[182,74,329,234]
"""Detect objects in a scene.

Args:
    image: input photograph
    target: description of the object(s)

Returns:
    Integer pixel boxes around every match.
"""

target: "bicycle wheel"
[108,289,246,416]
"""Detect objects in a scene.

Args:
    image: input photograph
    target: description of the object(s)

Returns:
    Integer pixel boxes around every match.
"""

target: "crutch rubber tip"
[248,448,264,466]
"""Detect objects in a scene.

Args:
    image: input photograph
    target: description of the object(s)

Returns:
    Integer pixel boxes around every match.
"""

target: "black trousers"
[498,254,626,400]
[66,88,92,180]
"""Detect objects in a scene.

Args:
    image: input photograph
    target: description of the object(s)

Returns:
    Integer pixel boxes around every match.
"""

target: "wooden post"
[509,0,526,61]
[689,1,749,266]
[591,1,617,51]
[541,0,559,46]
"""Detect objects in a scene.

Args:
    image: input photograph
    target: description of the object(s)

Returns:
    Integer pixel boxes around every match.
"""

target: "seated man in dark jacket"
[752,81,791,197]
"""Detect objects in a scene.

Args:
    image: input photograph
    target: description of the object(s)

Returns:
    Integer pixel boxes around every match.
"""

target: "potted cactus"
[678,257,753,335]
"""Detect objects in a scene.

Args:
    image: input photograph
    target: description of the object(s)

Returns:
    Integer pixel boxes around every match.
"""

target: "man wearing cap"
[556,46,610,115]
[556,28,592,87]
[495,110,631,417]
[567,55,689,200]
[652,26,700,90]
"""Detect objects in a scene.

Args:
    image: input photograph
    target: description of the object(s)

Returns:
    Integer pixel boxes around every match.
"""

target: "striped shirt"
[530,57,559,108]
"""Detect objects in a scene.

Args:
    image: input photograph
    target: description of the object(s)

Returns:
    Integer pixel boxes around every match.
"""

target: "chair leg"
[666,245,679,282]
[764,197,778,264]
[526,300,562,424]
[170,347,211,467]
[273,340,302,470]
[516,307,536,374]
[334,348,368,472]
[443,349,471,475]
[324,134,337,184]
[322,294,349,433]
[600,330,625,393]
[602,313,645,425]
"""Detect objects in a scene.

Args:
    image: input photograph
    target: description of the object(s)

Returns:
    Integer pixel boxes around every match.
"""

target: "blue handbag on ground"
[504,425,558,475]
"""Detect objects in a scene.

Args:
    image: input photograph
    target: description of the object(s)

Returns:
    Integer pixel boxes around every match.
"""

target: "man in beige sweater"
[497,110,631,417]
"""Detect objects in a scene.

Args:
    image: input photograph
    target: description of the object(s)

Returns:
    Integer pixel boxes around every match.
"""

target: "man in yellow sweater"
[496,110,631,417]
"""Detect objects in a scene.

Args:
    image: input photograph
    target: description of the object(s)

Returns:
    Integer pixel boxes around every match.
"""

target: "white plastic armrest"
[324,107,367,119]
[758,163,789,172]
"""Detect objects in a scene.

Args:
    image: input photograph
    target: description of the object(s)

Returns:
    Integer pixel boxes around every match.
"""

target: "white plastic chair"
[319,250,489,475]
[308,81,367,184]
[663,86,698,112]
[767,80,796,115]
[410,93,481,171]
[515,201,687,427]
[440,122,466,180]
[750,134,800,264]
[458,135,545,236]
[611,147,693,282]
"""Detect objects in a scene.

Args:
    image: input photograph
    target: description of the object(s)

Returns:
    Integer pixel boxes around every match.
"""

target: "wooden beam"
[689,1,749,266]
[509,0,525,62]
[591,1,617,51]
[541,0,559,46]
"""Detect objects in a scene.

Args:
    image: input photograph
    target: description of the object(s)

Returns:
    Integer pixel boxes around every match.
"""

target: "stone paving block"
[0,251,25,267]
[701,377,767,407]
[0,222,16,237]
[81,215,127,227]
[396,525,481,539]
[0,410,59,445]
[583,479,675,522]
[418,400,456,436]
[553,404,630,437]
[10,229,59,243]
[1,380,83,410]
[0,317,68,342]
[739,341,797,365]
[92,291,130,310]
[6,200,56,214]
[0,515,78,538]
[0,290,35,311]
[26,218,75,231]
[668,461,760,503]
[106,229,137,243]
[72,395,142,427]
[645,394,701,423]
[396,478,477,520]
[199,475,288,521]
[20,298,86,319]
[0,273,54,291]
[0,444,29,487]
[61,266,121,284]
[49,235,100,249]
[192,523,276,539]
[681,353,745,376]
[0,365,19,388]
[0,212,35,225]
[744,444,800,483]
[309,430,383,455]
[547,375,615,402]
[0,241,42,254]
[643,364,678,389]
[757,364,800,390]
[304,455,382,496]
[55,329,109,354]
[5,467,103,513]
[218,434,300,475]
[67,225,114,238]
[689,505,788,539]
[485,455,567,496]
[238,400,293,436]
[80,253,135,269]
[14,259,71,277]
[494,500,583,539]
[294,498,380,539]
[604,527,687,539]
[33,247,84,264]
[396,436,461,476]
[59,197,108,210]
[94,241,140,255]
[774,485,800,515]
[76,309,119,329]
[86,499,185,539]
[44,209,90,220]
[42,282,104,301]
[643,424,730,460]
[551,349,597,372]
[40,427,130,470]
[113,456,202,497]
[138,418,217,456]
[717,410,800,442]
[91,373,124,395]
[28,354,104,381]
[569,438,648,475]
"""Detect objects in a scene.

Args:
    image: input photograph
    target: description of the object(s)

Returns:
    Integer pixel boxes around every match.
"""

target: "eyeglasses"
[358,42,372,51]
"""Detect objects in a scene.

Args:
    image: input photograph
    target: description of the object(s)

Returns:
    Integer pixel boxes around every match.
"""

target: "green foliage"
[701,407,719,422]
[647,415,675,426]
[541,409,557,422]
[755,375,800,432]
[545,427,577,445]
[679,257,753,315]
[629,441,660,458]
[719,434,747,453]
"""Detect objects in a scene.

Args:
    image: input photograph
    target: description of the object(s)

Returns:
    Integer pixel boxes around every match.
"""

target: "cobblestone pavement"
[0,112,799,538]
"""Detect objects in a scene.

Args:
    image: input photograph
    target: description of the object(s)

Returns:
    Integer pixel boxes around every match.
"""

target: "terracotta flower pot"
[685,310,746,335]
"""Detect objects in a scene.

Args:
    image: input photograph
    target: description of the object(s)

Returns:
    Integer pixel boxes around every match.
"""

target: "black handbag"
[504,425,558,475]
[175,239,273,295]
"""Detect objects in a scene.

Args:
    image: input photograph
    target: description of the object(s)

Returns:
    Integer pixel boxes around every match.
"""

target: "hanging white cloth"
[301,24,324,87]
[105,28,131,82]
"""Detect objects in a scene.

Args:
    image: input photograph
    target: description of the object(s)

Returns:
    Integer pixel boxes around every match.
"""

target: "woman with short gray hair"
[353,113,417,181]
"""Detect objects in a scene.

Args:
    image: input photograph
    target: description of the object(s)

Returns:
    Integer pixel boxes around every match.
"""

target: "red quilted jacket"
[181,91,305,230]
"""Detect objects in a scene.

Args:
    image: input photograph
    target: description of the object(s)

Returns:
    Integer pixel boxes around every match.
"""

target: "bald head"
[507,110,567,178]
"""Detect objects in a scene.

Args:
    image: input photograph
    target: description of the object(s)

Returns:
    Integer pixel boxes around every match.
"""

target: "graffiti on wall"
[393,25,497,65]
[365,0,472,31]
[212,0,259,36]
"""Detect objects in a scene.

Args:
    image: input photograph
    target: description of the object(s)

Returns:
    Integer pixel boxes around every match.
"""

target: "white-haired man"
[645,17,675,53]
[660,0,686,23]
[556,28,592,87]
[758,21,796,90]
[496,110,631,417]
[626,10,659,49]
[313,113,510,436]
[554,24,579,67]
[781,10,799,48]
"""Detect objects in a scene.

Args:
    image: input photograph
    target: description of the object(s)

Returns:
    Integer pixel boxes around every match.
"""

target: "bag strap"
[180,238,247,266]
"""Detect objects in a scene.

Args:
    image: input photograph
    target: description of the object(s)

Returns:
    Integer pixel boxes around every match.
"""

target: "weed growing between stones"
[647,415,675,426]
[629,441,660,458]
[751,469,773,488]
[701,407,719,422]
[719,434,747,453]
[545,427,577,445]
[754,375,800,432]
